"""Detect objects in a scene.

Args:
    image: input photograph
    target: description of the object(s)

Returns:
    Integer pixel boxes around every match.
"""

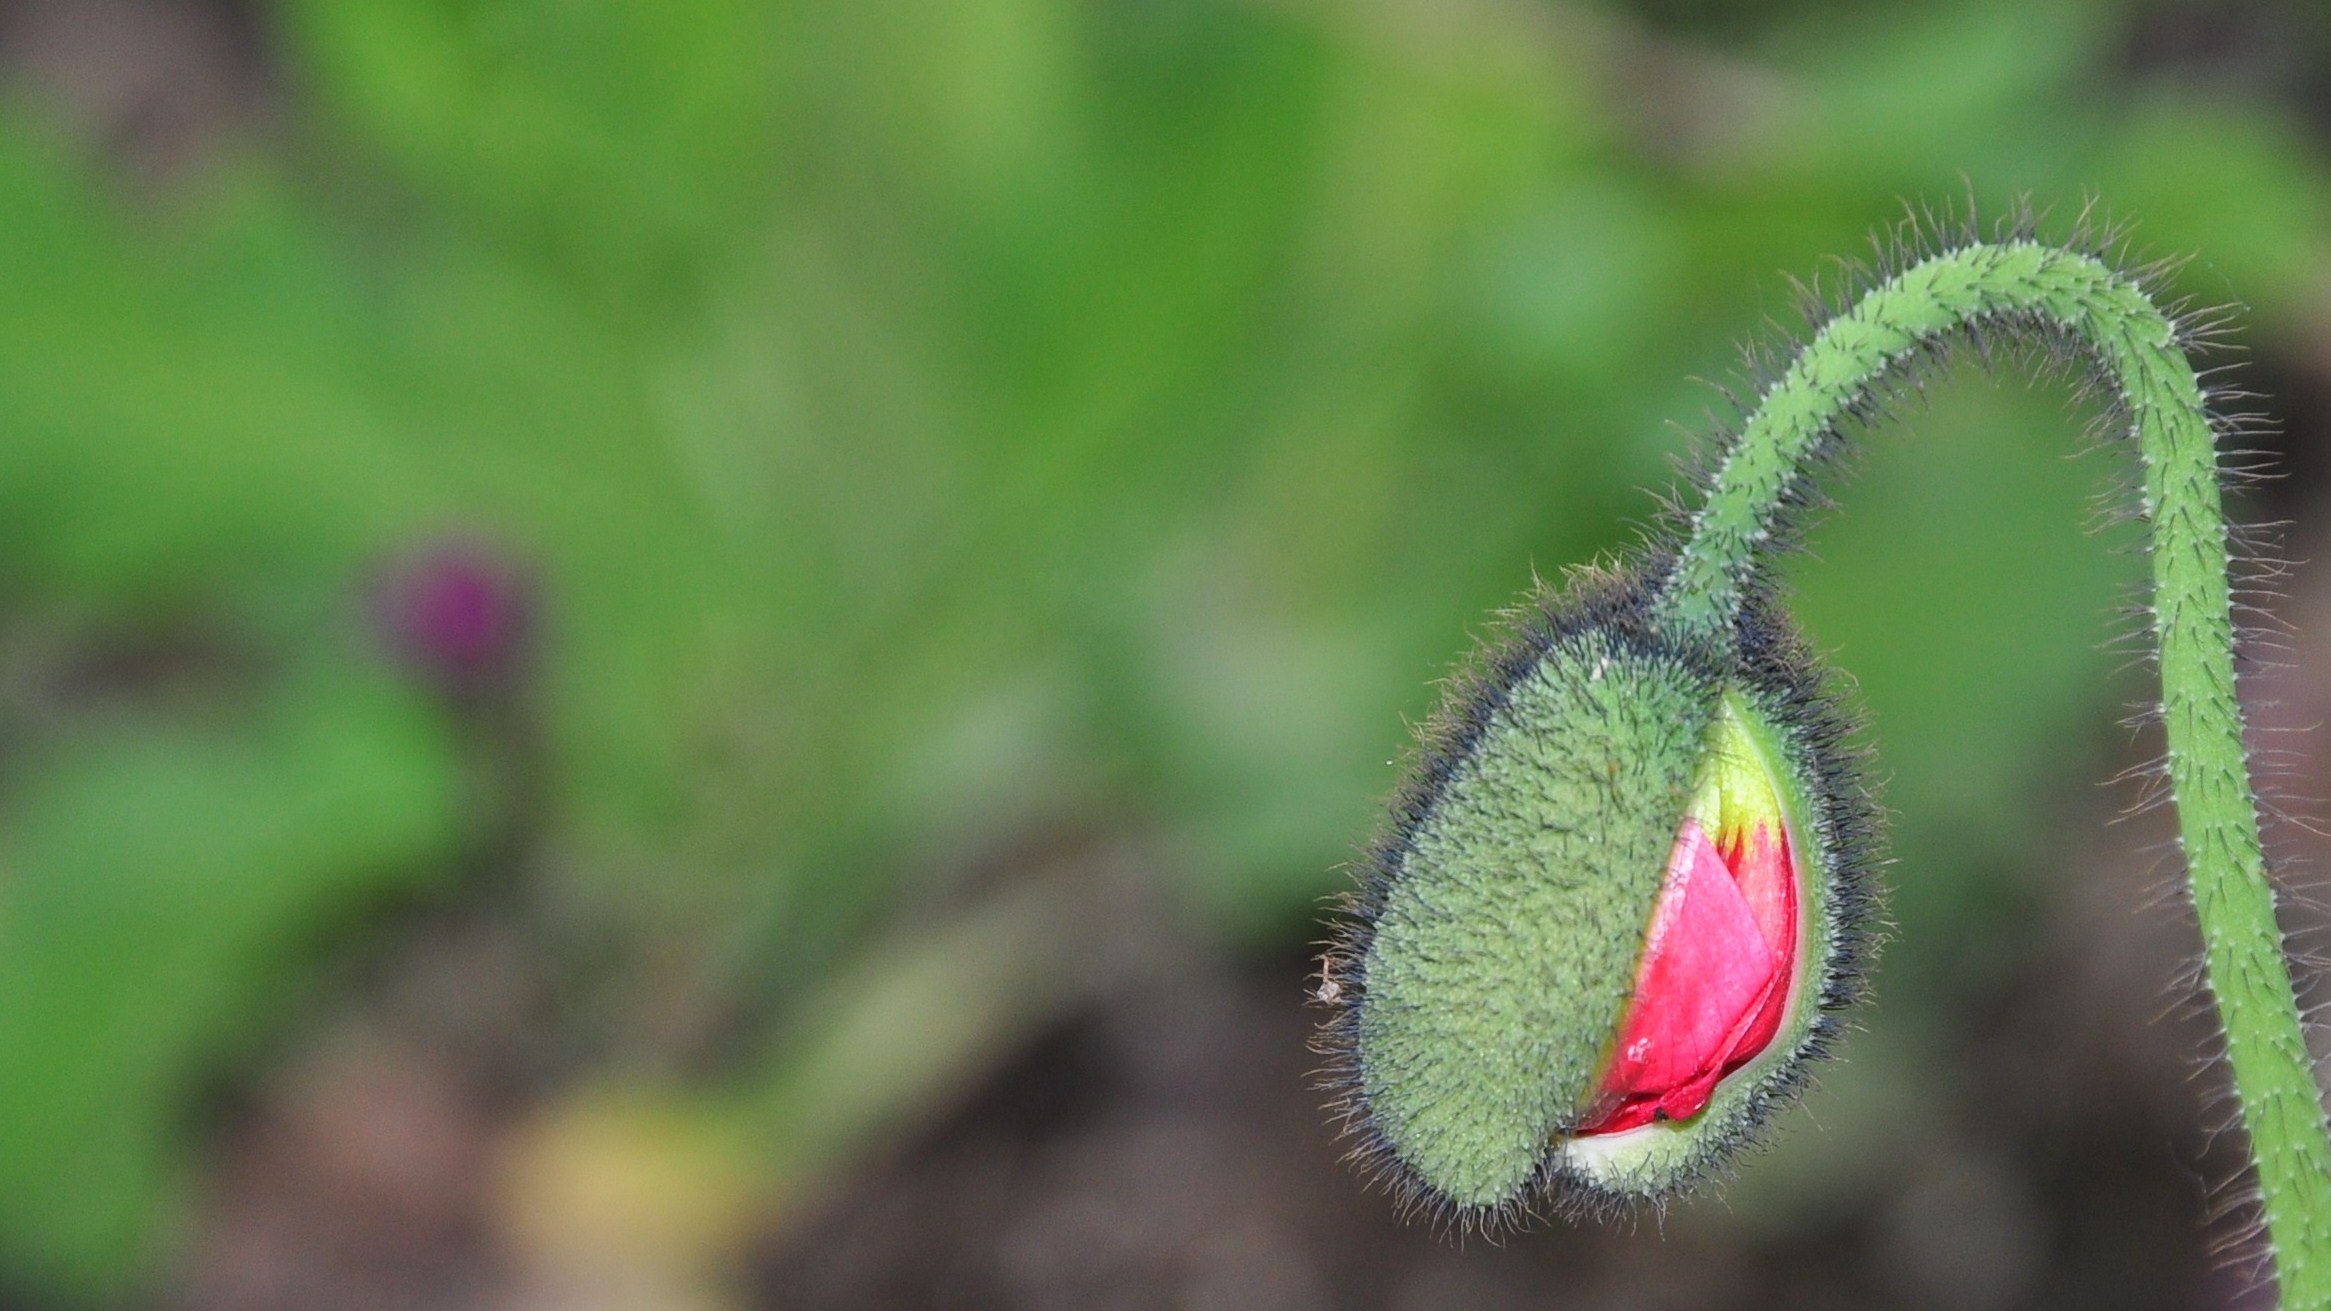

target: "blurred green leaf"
[0,660,458,1295]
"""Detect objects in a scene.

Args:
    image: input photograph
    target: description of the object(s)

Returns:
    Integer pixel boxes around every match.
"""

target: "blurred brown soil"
[0,0,269,184]
[163,865,2262,1311]
[742,928,2247,1311]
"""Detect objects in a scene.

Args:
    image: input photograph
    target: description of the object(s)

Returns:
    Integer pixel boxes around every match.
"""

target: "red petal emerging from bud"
[1578,812,1798,1135]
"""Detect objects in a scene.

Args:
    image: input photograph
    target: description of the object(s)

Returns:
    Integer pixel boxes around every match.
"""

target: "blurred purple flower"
[373,541,536,695]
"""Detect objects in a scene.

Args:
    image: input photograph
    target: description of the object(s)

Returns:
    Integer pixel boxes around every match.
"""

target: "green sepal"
[1355,626,1715,1209]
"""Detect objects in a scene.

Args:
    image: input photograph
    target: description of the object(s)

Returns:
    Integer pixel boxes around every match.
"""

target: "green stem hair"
[1660,238,2331,1307]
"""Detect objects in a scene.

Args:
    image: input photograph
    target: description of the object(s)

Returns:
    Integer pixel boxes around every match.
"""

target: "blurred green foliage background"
[0,0,2327,1304]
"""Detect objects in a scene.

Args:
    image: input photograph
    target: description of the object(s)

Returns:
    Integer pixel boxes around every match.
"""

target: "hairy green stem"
[1656,241,2331,1307]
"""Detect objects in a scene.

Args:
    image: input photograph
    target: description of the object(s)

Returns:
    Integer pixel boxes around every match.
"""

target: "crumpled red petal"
[1578,815,1797,1135]
[1721,822,1795,1066]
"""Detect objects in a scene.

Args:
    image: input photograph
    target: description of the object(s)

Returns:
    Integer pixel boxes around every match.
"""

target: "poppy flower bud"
[1319,566,1877,1223]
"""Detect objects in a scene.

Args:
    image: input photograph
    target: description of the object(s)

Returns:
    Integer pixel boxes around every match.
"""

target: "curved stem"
[1657,241,2331,1307]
